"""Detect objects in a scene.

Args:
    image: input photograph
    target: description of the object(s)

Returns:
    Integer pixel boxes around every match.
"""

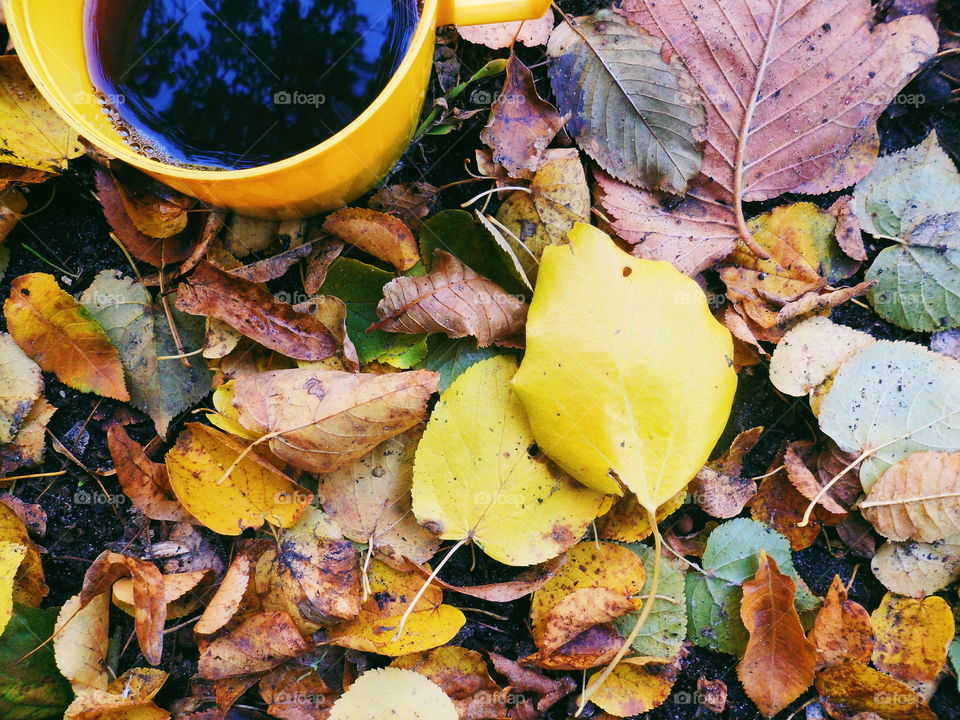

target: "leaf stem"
[392,538,466,642]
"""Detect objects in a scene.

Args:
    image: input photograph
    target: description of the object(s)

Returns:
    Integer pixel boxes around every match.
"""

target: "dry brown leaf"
[196,554,250,636]
[691,467,756,519]
[373,250,527,347]
[259,664,336,720]
[596,489,686,542]
[488,652,575,714]
[783,443,853,519]
[113,569,207,622]
[109,164,193,239]
[808,575,874,669]
[176,261,338,361]
[107,425,195,523]
[816,661,935,720]
[480,54,564,178]
[303,240,345,296]
[55,593,110,691]
[618,0,937,252]
[698,677,728,714]
[829,195,868,262]
[738,551,816,717]
[317,429,440,566]
[541,587,636,655]
[0,396,55,472]
[750,451,822,551]
[861,451,960,542]
[457,8,554,49]
[323,207,420,272]
[79,551,166,666]
[232,367,438,473]
[198,610,310,680]
[368,182,439,231]
[229,243,313,284]
[413,555,565,602]
[64,667,169,720]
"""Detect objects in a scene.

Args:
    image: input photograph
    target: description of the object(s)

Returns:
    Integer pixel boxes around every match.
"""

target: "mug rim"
[5,0,440,181]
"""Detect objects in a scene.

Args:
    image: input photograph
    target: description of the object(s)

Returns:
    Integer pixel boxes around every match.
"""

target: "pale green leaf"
[614,544,686,658]
[0,604,72,719]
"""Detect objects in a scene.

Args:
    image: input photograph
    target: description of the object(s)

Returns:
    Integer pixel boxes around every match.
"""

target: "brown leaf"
[229,243,313,284]
[109,163,193,239]
[303,240,345,295]
[79,551,166,666]
[232,368,437,473]
[196,554,250,636]
[596,489,686,542]
[259,664,335,720]
[618,0,937,250]
[829,196,867,262]
[198,611,310,680]
[750,456,822,551]
[480,54,565,178]
[861,451,960,542]
[413,554,565,602]
[710,427,764,476]
[0,397,55,472]
[541,587,636,654]
[808,576,874,669]
[691,467,756,519]
[488,652,575,713]
[783,443,855,519]
[816,661,936,720]
[373,250,527,347]
[176,261,337,361]
[525,623,622,671]
[107,425,195,523]
[322,207,420,272]
[698,677,728,714]
[368,182,439,231]
[738,552,816,717]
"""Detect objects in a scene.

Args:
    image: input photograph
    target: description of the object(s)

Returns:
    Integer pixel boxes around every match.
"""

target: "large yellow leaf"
[512,224,736,510]
[411,355,609,566]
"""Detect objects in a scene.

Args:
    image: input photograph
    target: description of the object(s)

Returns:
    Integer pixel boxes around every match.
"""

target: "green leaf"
[686,518,818,655]
[819,340,960,490]
[546,9,705,195]
[418,336,500,393]
[950,638,960,692]
[866,213,960,332]
[615,543,686,658]
[0,604,72,719]
[80,270,211,436]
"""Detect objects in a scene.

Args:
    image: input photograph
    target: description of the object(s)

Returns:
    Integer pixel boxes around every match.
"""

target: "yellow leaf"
[816,661,935,720]
[412,355,609,565]
[206,380,258,440]
[112,570,207,620]
[64,667,169,720]
[328,667,458,720]
[197,610,309,680]
[0,502,46,606]
[512,224,736,510]
[0,331,41,444]
[328,559,464,656]
[0,541,26,635]
[165,423,312,535]
[870,592,954,697]
[589,656,682,717]
[196,554,250,636]
[4,273,128,400]
[55,593,110,691]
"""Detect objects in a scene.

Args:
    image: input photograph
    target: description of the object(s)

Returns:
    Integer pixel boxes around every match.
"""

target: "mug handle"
[436,0,551,27]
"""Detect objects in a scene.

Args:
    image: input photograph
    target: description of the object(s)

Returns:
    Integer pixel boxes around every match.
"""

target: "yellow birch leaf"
[512,224,736,510]
[589,656,682,717]
[328,667,458,720]
[54,593,110,691]
[411,355,610,566]
[165,423,312,535]
[0,541,25,635]
[0,502,46,606]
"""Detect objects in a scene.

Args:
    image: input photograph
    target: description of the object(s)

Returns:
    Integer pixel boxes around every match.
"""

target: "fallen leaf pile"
[1,2,959,719]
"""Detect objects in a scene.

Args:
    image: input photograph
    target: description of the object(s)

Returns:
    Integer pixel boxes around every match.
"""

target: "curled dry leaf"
[783,443,854,519]
[198,610,310,680]
[412,356,608,566]
[54,593,110,691]
[807,576,874,669]
[368,181,439,231]
[816,661,935,720]
[547,9,705,194]
[232,367,438,474]
[0,331,41,444]
[750,449,824,551]
[871,537,960,598]
[165,423,313,536]
[861,450,960,542]
[480,54,564,178]
[317,429,440,566]
[870,592,953,696]
[230,242,313,284]
[107,164,192,239]
[488,652,576,714]
[328,667,458,720]
[196,553,250,635]
[373,250,527,347]
[618,0,937,249]
[829,196,868,262]
[391,646,508,720]
[79,551,166,666]
[303,239,345,295]
[176,261,338,361]
[64,668,169,720]
[456,7,554,49]
[4,273,128,401]
[737,552,816,718]
[413,554,565,602]
[322,207,420,272]
[112,570,207,622]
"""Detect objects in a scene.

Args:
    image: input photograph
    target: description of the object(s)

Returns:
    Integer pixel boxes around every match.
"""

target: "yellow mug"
[2,0,549,218]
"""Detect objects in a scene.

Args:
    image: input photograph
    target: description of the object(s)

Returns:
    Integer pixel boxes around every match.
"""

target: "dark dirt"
[2,0,960,717]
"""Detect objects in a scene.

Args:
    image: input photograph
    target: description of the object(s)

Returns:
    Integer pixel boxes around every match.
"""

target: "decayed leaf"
[165,423,312,535]
[0,396,55,472]
[808,576,873,669]
[871,592,953,696]
[480,54,564,177]
[258,663,336,720]
[78,552,166,666]
[232,367,438,473]
[816,661,935,720]
[871,537,960,598]
[412,356,608,566]
[81,271,210,436]
[328,667,458,720]
[513,224,736,509]
[391,646,508,720]
[368,182,439,231]
[495,149,590,276]
[546,9,704,194]
[770,317,876,398]
[323,207,420,272]
[861,451,960,541]
[327,559,465,656]
[457,8,554,49]
[783,443,854,519]
[108,164,192,239]
[691,468,756,520]
[4,273,128,400]
[829,195,868,262]
[64,667,170,720]
[54,593,110,691]
[737,552,816,717]
[0,501,46,607]
[198,611,309,679]
[373,250,527,347]
[750,446,828,551]
[0,331,41,444]
[107,425,195,523]
[589,655,683,717]
[176,261,337,361]
[819,341,960,490]
[317,429,440,566]
[0,56,83,172]
[196,553,250,636]
[619,0,937,249]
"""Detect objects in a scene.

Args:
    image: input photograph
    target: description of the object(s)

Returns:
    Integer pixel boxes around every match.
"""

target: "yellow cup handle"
[436,0,551,27]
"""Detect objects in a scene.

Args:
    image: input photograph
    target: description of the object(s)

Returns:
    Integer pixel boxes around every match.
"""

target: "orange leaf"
[323,207,420,271]
[808,575,873,669]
